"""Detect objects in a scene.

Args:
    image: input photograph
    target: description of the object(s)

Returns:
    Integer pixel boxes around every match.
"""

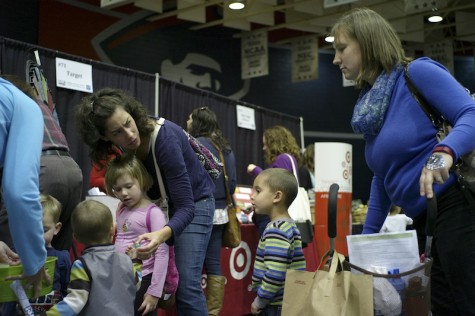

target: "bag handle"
[404,63,445,129]
[150,118,168,210]
[284,153,300,186]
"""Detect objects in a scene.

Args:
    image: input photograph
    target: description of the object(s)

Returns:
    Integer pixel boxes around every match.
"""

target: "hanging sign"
[241,30,269,79]
[291,36,319,83]
[56,57,93,93]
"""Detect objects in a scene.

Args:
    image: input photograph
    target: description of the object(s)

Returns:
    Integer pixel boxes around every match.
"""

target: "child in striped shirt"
[250,168,306,316]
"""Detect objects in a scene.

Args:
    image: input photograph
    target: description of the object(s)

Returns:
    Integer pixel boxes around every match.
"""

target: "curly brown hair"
[75,88,155,167]
[263,126,300,165]
[300,144,314,173]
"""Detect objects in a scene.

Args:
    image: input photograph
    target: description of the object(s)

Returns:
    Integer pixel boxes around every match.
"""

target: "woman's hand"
[138,294,159,315]
[0,241,20,265]
[247,164,256,174]
[131,226,173,260]
[420,152,453,198]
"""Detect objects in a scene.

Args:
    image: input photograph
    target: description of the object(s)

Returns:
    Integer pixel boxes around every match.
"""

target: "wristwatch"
[425,154,446,170]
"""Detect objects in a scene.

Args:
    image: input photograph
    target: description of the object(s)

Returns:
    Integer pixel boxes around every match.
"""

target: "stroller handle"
[328,183,340,239]
[425,197,437,237]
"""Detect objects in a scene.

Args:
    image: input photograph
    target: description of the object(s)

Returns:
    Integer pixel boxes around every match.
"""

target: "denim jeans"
[174,197,214,316]
[204,223,224,275]
[261,304,282,316]
[414,185,475,315]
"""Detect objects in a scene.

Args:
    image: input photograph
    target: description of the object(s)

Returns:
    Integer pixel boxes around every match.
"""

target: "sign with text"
[55,57,93,93]
[236,104,256,130]
[425,40,454,75]
[291,36,319,83]
[241,30,268,79]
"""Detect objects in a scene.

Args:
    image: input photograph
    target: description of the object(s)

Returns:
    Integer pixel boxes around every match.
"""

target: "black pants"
[135,273,158,316]
[413,185,475,315]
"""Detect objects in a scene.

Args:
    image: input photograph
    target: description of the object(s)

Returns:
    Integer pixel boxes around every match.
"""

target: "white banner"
[56,57,93,93]
[425,40,454,75]
[291,36,319,83]
[241,30,268,79]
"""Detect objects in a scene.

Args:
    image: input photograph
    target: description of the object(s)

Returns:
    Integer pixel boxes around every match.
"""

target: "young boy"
[3,194,72,315]
[250,168,306,316]
[32,194,71,312]
[40,200,136,315]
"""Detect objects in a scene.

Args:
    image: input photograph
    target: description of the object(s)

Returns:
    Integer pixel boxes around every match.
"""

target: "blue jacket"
[143,118,215,243]
[0,77,46,275]
[363,58,475,233]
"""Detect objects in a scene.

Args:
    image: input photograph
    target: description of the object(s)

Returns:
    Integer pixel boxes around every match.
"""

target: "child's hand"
[138,293,159,315]
[251,302,262,315]
[125,246,138,260]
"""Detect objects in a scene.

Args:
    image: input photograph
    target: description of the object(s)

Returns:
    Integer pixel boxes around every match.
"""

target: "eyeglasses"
[199,106,208,111]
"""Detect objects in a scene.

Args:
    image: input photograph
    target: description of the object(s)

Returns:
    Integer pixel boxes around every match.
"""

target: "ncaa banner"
[241,30,268,79]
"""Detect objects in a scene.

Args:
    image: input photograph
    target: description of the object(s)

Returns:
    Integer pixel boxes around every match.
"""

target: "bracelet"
[433,146,454,158]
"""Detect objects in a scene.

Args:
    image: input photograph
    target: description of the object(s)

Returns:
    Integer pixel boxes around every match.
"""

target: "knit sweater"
[251,219,306,308]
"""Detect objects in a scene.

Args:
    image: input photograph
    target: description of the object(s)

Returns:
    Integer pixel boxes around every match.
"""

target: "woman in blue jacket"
[331,8,475,315]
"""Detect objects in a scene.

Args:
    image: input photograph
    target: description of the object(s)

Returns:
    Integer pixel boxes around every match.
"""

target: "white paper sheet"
[347,230,421,273]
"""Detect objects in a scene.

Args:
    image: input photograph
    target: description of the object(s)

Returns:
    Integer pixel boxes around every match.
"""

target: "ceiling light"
[228,0,246,10]
[325,35,334,43]
[428,15,443,23]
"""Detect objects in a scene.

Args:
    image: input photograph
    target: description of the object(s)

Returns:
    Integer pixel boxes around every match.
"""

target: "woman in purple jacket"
[247,125,301,236]
[76,88,215,316]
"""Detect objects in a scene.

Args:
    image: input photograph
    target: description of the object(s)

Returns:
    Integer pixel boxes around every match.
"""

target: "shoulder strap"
[285,153,300,185]
[404,63,444,128]
[150,118,168,208]
[212,142,233,206]
[146,205,152,232]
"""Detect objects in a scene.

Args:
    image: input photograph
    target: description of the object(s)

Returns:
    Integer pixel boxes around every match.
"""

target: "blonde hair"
[40,194,62,223]
[263,126,300,165]
[104,154,153,196]
[331,7,411,88]
[71,200,113,245]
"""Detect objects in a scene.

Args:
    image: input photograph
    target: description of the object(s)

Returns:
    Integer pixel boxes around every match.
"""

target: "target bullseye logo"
[229,241,251,280]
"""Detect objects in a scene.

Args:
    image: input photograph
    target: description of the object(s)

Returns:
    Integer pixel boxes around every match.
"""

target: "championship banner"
[241,30,268,79]
[425,39,454,75]
[291,36,319,83]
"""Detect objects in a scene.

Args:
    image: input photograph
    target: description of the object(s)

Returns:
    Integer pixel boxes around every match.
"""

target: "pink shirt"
[115,203,168,298]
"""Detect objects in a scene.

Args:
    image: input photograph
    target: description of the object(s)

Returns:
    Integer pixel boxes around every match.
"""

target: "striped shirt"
[251,219,306,308]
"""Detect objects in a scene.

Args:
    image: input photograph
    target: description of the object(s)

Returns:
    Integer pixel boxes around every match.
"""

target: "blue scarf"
[351,64,404,135]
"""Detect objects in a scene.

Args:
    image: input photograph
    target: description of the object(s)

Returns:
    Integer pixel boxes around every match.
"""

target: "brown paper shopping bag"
[282,251,373,316]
